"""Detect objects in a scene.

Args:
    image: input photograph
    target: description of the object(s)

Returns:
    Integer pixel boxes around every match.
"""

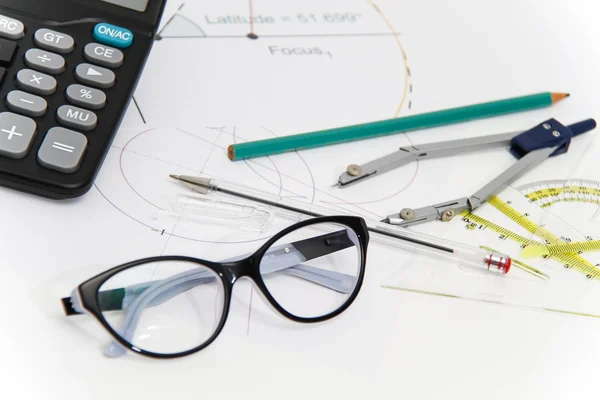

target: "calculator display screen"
[100,0,148,12]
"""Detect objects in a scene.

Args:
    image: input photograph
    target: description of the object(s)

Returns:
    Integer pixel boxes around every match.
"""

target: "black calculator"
[0,0,166,199]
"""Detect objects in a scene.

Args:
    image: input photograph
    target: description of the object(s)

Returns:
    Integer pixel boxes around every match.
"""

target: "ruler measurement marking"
[462,199,600,279]
[488,196,600,278]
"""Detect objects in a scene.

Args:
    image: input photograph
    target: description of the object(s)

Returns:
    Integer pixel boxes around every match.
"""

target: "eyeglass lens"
[98,260,225,356]
[259,222,362,318]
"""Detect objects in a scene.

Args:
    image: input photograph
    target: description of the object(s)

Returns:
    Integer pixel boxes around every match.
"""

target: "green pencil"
[227,92,569,161]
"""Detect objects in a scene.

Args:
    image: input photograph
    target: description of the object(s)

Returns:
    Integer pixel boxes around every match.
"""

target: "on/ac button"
[93,23,133,49]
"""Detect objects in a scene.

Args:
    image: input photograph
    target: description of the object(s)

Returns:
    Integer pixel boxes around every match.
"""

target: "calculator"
[0,0,166,199]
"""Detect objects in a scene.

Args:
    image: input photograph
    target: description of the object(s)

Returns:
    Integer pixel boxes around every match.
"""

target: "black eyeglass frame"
[66,215,369,359]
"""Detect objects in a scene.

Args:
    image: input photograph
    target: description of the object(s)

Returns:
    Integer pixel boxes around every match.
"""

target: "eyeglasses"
[61,216,369,359]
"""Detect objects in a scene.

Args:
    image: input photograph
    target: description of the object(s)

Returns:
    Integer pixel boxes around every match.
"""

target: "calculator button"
[66,84,106,110]
[84,43,124,68]
[34,29,75,54]
[24,49,66,75]
[0,38,17,65]
[75,63,115,89]
[16,69,57,95]
[0,112,36,159]
[57,105,97,131]
[37,127,88,173]
[6,90,47,117]
[93,23,133,49]
[0,15,24,40]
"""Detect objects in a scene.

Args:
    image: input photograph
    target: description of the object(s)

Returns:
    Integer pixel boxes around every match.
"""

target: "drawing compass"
[378,118,596,227]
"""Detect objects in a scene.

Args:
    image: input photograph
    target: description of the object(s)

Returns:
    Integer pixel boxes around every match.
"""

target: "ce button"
[83,43,124,68]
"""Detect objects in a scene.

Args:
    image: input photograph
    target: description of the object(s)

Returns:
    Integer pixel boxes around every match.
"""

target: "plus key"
[0,112,37,159]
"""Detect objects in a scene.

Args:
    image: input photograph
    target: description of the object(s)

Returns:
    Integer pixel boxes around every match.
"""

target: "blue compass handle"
[568,118,596,137]
[510,118,596,159]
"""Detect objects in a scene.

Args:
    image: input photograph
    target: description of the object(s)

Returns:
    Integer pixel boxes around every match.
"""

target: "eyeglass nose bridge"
[222,257,259,285]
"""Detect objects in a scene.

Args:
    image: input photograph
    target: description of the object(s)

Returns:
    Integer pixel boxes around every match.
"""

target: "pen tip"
[330,182,340,188]
[169,174,181,180]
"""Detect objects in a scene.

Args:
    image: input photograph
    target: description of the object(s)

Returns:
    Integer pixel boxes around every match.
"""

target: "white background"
[1,0,600,399]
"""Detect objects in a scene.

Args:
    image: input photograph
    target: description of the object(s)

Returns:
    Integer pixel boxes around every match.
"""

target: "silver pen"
[169,174,512,275]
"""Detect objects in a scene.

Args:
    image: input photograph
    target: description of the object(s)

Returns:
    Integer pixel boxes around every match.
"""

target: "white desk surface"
[2,0,600,398]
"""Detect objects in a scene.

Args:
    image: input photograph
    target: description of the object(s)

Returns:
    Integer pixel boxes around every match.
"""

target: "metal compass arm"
[383,118,597,227]
[385,146,557,226]
[337,131,520,187]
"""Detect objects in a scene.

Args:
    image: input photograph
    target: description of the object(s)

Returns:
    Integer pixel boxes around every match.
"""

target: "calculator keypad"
[0,9,141,196]
[1,16,126,173]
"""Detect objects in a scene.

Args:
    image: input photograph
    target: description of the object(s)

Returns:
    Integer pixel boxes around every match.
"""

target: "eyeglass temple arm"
[61,229,358,316]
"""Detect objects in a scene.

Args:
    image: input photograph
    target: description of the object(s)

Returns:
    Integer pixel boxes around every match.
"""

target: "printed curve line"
[232,127,297,199]
[199,127,226,175]
[325,0,416,207]
[115,125,305,221]
[185,126,299,198]
[155,11,207,40]
[111,143,201,172]
[93,183,270,245]
[228,126,382,219]
[261,126,314,202]
[103,124,383,237]
[325,135,419,207]
[369,0,409,118]
[102,127,275,244]
[117,126,227,212]
[196,123,381,219]
[118,128,165,210]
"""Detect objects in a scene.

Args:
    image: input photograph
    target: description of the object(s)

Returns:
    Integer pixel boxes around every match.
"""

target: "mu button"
[57,105,97,131]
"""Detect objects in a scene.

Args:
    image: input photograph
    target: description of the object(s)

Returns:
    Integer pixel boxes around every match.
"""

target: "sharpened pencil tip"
[381,218,390,224]
[331,182,340,188]
[551,92,570,103]
[169,174,181,180]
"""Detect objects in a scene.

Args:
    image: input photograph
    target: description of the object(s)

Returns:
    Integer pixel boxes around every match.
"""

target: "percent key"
[66,84,106,110]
